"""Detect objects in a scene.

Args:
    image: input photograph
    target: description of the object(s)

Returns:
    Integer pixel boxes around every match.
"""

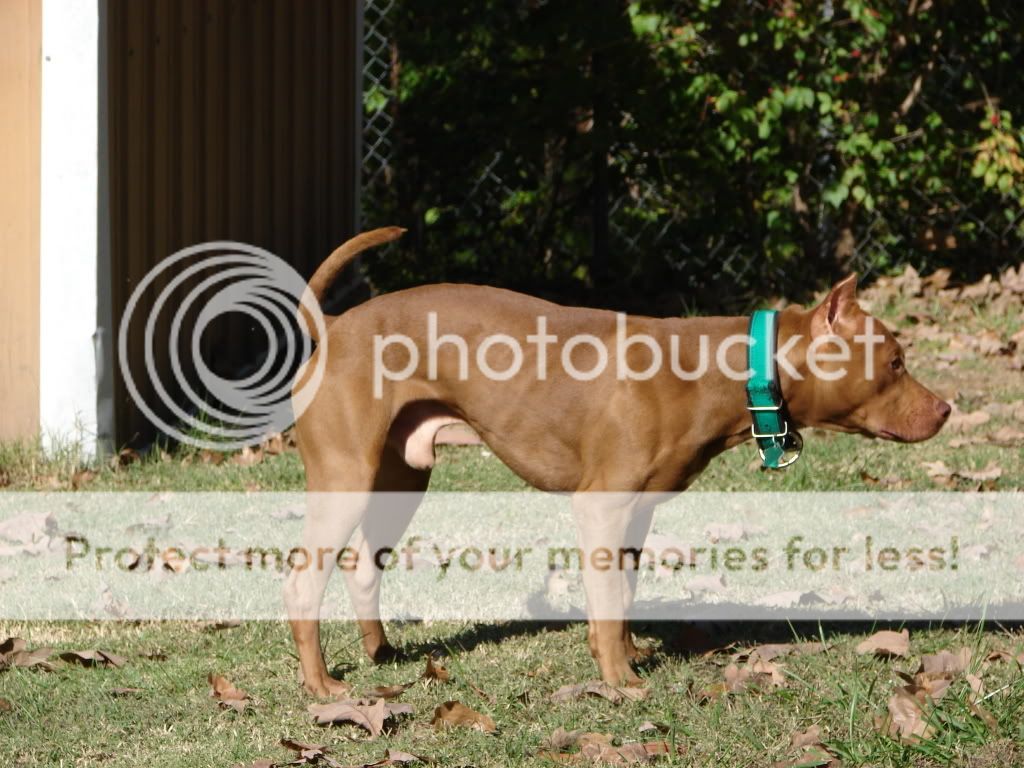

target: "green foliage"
[363,0,1024,312]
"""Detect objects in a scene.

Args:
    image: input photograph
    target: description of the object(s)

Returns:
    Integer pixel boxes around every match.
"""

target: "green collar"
[746,309,803,469]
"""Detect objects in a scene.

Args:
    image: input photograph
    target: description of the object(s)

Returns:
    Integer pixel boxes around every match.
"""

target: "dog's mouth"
[876,429,907,442]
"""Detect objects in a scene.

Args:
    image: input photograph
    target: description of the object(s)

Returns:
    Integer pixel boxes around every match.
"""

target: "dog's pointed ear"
[812,274,859,336]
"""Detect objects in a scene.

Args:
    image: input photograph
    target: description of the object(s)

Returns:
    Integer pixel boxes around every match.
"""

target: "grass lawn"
[1,276,1023,766]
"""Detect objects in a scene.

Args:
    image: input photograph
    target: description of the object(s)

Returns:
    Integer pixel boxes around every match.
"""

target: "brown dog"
[285,227,950,696]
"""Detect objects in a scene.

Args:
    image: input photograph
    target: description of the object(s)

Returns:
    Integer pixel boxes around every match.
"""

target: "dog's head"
[786,275,951,442]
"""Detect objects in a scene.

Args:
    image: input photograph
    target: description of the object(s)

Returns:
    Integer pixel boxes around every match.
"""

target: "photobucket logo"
[118,242,327,449]
[372,312,887,396]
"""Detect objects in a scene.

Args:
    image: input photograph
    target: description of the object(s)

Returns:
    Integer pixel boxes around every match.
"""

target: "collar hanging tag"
[746,310,803,469]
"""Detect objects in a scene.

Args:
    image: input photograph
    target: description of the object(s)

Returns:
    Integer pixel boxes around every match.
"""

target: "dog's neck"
[684,307,817,450]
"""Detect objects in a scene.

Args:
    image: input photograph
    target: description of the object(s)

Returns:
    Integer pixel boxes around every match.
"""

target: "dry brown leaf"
[733,642,826,664]
[703,522,746,542]
[975,425,1024,446]
[0,638,56,672]
[59,649,127,668]
[262,433,286,456]
[308,698,412,737]
[772,745,841,768]
[280,738,336,764]
[789,724,822,749]
[539,729,683,764]
[231,446,264,466]
[198,449,225,466]
[875,686,935,744]
[946,408,991,432]
[970,700,999,732]
[0,697,12,714]
[70,469,96,490]
[368,682,414,700]
[958,461,1003,482]
[919,648,972,678]
[550,680,651,704]
[431,700,496,733]
[423,655,450,683]
[855,629,910,658]
[208,672,251,713]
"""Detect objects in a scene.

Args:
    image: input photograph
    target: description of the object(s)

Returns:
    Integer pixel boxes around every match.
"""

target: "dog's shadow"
[390,612,1020,674]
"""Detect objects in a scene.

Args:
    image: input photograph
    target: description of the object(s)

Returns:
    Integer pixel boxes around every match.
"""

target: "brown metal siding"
[0,0,42,441]
[107,0,359,445]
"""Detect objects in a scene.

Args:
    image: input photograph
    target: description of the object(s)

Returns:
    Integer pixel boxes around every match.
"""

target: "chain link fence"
[361,2,1024,311]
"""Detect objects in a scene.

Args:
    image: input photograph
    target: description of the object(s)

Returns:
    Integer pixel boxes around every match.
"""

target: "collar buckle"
[746,310,803,470]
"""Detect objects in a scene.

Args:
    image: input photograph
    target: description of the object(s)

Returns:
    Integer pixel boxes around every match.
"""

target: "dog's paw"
[304,676,353,698]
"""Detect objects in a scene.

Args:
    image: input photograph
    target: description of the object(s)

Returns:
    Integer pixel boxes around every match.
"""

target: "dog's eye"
[890,357,904,372]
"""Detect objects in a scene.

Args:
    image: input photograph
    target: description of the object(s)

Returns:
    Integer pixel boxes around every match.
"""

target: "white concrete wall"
[39,0,101,453]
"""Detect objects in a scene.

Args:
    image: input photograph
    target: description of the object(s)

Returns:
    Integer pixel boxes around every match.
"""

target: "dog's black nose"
[936,400,952,420]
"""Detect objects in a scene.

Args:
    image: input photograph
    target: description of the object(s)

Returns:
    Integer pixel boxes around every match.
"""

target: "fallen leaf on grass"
[0,697,12,713]
[60,649,127,668]
[703,522,746,542]
[70,469,96,490]
[789,724,822,749]
[280,739,342,766]
[231,446,264,467]
[125,512,172,534]
[859,470,904,488]
[551,680,651,704]
[875,645,986,745]
[422,654,450,682]
[983,649,1024,666]
[772,745,841,768]
[368,682,414,700]
[539,730,684,764]
[958,461,1003,482]
[856,629,910,658]
[923,460,1003,488]
[0,511,60,552]
[0,638,56,671]
[733,642,826,664]
[431,700,496,733]
[875,687,935,744]
[700,659,787,701]
[947,408,991,432]
[919,647,972,679]
[262,433,286,456]
[774,724,843,768]
[308,698,413,737]
[209,673,252,713]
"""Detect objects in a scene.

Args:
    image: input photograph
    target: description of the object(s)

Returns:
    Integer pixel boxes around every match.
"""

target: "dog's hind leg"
[284,449,379,697]
[344,447,431,663]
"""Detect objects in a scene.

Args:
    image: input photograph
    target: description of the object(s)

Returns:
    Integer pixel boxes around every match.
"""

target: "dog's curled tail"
[298,226,406,341]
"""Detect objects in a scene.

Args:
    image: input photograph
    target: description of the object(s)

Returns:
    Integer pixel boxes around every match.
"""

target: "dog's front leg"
[284,491,369,697]
[621,503,656,661]
[572,492,644,686]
